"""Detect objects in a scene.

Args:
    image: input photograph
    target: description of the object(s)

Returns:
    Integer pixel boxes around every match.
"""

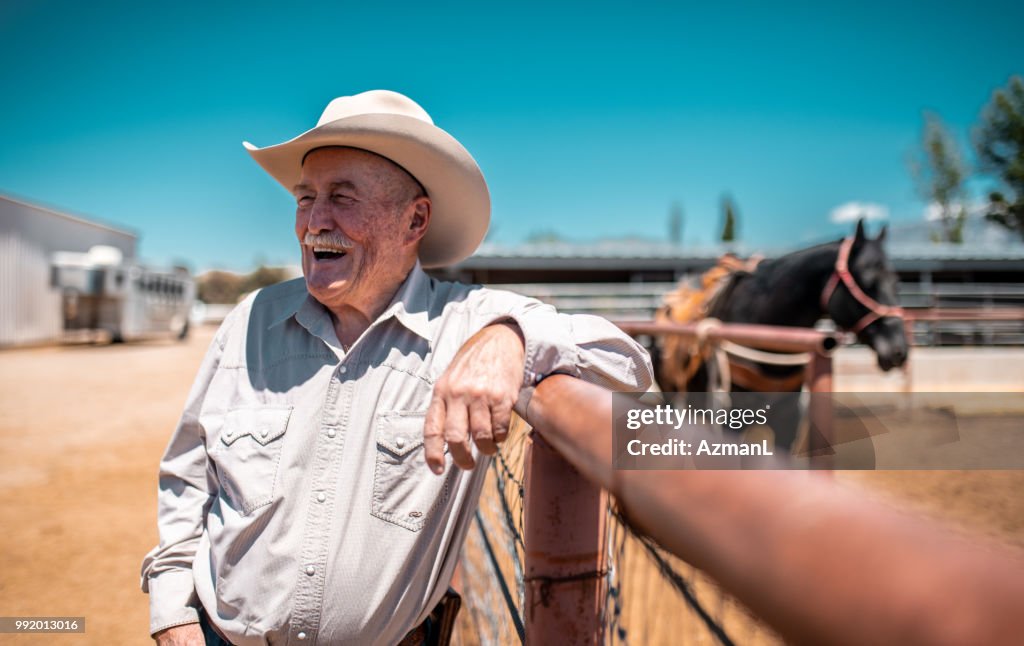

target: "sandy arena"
[1,326,1022,644]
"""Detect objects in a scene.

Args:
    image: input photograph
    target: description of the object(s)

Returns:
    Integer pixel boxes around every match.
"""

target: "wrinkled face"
[841,238,909,371]
[293,147,427,314]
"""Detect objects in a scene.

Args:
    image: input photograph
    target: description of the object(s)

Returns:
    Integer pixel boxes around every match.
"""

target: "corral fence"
[459,320,838,645]
[901,306,1024,346]
[456,315,1024,644]
[502,282,1024,346]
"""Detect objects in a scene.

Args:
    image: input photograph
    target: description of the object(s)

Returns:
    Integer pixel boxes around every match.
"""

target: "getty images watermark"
[625,402,774,457]
[611,391,1024,470]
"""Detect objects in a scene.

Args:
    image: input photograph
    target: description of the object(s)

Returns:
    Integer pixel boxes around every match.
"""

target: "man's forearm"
[153,622,203,645]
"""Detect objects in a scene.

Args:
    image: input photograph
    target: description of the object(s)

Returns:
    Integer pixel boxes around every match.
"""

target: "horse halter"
[820,237,904,334]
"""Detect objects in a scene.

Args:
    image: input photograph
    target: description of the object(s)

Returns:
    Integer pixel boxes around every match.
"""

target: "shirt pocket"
[212,406,292,515]
[371,411,452,532]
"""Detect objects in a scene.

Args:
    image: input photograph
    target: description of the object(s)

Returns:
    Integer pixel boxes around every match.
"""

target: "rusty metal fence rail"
[902,306,1024,346]
[520,375,1024,645]
[460,319,843,644]
[461,315,1024,644]
[615,319,839,458]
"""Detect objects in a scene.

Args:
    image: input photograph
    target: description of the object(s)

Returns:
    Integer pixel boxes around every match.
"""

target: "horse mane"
[703,238,844,331]
[744,239,842,288]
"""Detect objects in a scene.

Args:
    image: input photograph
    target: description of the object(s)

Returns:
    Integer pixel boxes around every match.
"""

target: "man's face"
[293,147,424,314]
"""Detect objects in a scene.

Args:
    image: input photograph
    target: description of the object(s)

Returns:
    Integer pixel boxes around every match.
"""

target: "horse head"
[824,219,909,371]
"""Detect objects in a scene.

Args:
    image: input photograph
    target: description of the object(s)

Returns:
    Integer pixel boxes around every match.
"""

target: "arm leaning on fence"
[526,375,1024,646]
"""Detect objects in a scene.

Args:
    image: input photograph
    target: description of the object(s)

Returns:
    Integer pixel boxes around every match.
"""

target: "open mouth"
[311,247,348,261]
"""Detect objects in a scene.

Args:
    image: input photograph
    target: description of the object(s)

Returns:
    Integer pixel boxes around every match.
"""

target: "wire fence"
[455,416,783,645]
[456,417,529,645]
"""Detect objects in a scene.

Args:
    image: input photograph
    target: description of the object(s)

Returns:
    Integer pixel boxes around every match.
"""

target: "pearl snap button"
[305,565,315,576]
[327,429,336,438]
[259,429,269,438]
[297,632,307,640]
[339,366,347,374]
[395,436,405,449]
[316,492,326,503]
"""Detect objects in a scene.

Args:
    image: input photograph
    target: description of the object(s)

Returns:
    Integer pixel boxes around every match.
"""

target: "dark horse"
[654,219,909,452]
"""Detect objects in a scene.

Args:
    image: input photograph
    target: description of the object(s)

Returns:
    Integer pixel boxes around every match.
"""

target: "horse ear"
[877,224,888,243]
[854,218,866,242]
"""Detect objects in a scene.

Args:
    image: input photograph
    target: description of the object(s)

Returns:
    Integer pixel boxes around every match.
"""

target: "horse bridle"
[820,237,904,334]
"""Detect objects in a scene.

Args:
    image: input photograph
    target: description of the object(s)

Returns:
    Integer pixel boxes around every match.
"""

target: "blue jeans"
[199,609,232,646]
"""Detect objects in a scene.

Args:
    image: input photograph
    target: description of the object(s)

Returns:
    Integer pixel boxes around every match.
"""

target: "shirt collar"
[377,261,434,341]
[266,283,309,330]
[267,262,435,343]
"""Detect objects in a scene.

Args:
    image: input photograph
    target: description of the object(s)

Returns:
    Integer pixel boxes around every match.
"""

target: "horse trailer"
[52,245,194,342]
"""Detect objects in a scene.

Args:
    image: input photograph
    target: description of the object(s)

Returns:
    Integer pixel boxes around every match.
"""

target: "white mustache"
[304,232,355,251]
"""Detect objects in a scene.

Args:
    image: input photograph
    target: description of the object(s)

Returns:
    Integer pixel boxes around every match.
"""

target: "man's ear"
[405,196,431,245]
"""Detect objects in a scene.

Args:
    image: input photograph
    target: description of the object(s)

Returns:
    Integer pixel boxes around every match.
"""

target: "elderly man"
[141,90,653,645]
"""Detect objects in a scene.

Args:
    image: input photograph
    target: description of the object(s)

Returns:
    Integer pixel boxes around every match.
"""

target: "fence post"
[524,431,607,644]
[805,351,834,469]
[903,316,915,394]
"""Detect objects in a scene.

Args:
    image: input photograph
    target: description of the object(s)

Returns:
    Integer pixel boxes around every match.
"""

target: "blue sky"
[1,1,1022,271]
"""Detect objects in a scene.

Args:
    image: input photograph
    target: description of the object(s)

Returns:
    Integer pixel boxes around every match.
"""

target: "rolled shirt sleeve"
[140,320,227,635]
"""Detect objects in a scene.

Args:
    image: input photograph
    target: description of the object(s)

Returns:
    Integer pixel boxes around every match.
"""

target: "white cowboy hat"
[243,90,490,268]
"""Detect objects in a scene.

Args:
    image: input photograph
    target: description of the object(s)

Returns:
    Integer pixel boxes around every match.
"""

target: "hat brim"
[244,113,489,268]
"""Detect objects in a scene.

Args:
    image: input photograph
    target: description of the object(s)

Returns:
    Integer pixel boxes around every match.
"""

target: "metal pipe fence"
[463,313,1023,643]
[522,375,1024,645]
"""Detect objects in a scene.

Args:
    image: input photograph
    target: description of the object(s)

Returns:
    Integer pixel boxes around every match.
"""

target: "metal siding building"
[428,239,1024,344]
[434,240,1024,285]
[0,195,136,346]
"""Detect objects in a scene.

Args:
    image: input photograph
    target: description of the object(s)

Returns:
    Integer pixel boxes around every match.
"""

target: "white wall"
[0,196,136,346]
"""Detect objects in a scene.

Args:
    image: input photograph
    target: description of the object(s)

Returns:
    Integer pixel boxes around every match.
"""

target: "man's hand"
[153,623,203,645]
[424,321,526,472]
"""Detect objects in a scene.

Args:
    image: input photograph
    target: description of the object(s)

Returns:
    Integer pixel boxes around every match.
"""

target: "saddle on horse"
[657,253,812,393]
[656,253,764,392]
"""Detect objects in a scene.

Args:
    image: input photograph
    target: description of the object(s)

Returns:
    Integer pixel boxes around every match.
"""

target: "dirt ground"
[0,329,212,645]
[1,327,1022,644]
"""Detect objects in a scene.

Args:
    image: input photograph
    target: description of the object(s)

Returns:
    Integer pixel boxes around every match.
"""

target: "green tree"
[196,270,244,304]
[241,265,290,295]
[720,195,737,243]
[973,75,1024,240]
[525,229,567,244]
[910,112,966,243]
[197,266,290,304]
[668,201,683,245]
